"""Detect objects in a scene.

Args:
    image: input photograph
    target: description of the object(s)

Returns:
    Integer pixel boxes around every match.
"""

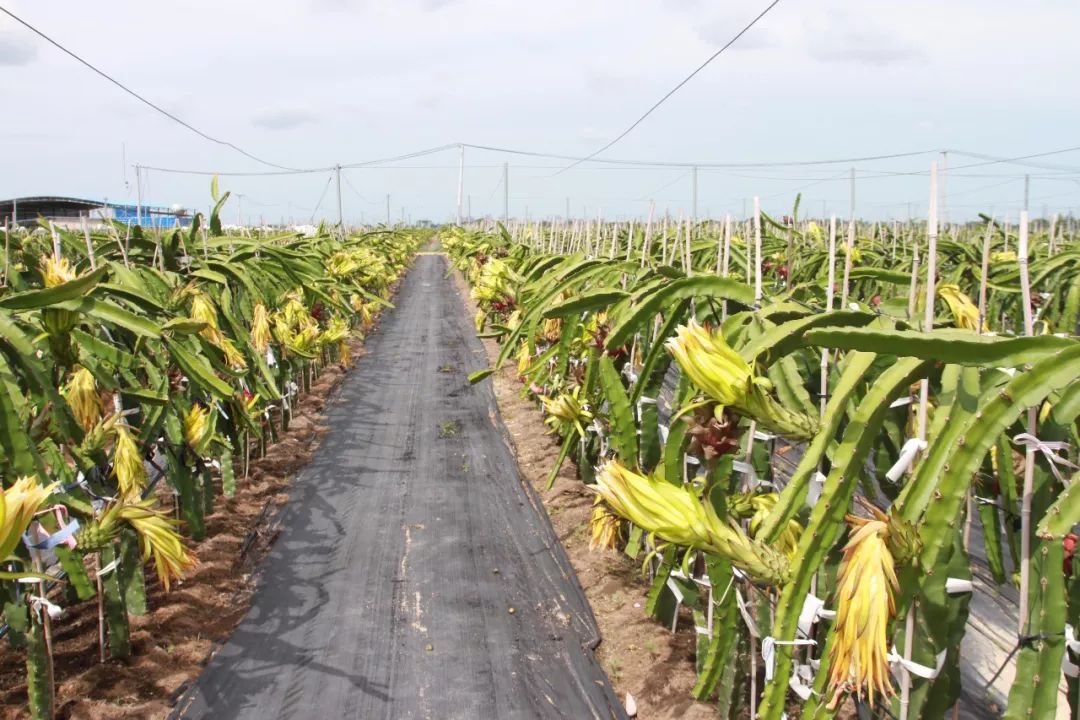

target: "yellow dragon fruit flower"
[250,302,272,353]
[588,496,621,551]
[542,318,562,343]
[359,303,374,331]
[540,387,593,437]
[40,256,77,288]
[183,404,214,456]
[39,256,81,338]
[667,320,818,441]
[516,342,532,377]
[319,318,350,347]
[188,289,247,369]
[593,461,788,584]
[0,476,59,561]
[827,513,899,707]
[665,320,752,408]
[746,492,802,558]
[188,290,220,333]
[281,289,309,330]
[112,425,148,498]
[117,498,196,591]
[938,284,984,332]
[286,326,321,358]
[219,337,248,370]
[991,250,1017,264]
[63,366,103,432]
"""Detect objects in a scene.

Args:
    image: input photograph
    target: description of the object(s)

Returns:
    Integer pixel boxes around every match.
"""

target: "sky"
[1,0,1079,224]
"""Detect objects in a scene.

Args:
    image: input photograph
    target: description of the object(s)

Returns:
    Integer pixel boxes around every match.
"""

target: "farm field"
[445,204,1080,720]
[1,181,1079,720]
[2,3,1080,719]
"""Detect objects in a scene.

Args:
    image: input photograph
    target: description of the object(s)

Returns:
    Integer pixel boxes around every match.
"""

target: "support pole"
[901,160,939,720]
[335,165,343,227]
[135,164,143,227]
[1017,209,1037,637]
[691,166,698,222]
[503,162,509,224]
[456,144,464,225]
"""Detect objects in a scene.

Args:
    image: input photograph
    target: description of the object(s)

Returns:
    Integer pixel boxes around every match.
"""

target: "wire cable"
[0,5,303,172]
[465,142,939,170]
[143,145,459,177]
[341,173,382,205]
[308,175,334,223]
[556,0,782,173]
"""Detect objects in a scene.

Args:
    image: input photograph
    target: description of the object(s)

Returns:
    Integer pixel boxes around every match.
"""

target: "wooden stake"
[81,216,97,270]
[823,215,837,417]
[840,218,854,309]
[1017,209,1037,637]
[901,161,939,720]
[753,197,762,304]
[720,214,731,320]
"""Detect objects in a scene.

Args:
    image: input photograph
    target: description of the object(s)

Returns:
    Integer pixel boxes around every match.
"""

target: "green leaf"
[0,266,108,309]
[606,276,756,349]
[161,318,209,336]
[165,338,235,399]
[597,355,638,466]
[55,297,162,338]
[542,289,628,318]
[805,327,1076,367]
[468,368,494,384]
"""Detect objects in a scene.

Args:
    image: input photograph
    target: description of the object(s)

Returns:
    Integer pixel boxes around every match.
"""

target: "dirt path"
[173,254,623,719]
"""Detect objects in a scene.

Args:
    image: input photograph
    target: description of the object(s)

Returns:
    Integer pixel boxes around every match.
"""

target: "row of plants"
[446,205,1080,720]
[0,179,426,718]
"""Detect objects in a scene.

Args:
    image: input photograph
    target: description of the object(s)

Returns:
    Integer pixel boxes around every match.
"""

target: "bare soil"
[0,332,380,720]
[453,266,717,720]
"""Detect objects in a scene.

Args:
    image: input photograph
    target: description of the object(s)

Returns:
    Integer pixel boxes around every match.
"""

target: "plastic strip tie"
[28,595,63,620]
[1012,433,1079,482]
[735,587,759,638]
[797,593,836,637]
[789,662,818,701]
[887,646,946,679]
[885,438,928,483]
[22,519,80,551]
[807,471,827,508]
[762,637,816,682]
[1066,624,1080,654]
[97,558,120,577]
[945,577,973,595]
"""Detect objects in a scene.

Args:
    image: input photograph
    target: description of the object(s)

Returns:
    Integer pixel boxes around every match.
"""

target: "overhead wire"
[341,173,381,205]
[464,142,940,170]
[308,175,335,224]
[555,0,784,173]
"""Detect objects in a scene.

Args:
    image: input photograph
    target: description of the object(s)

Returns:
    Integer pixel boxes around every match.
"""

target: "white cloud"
[0,29,36,66]
[251,108,318,131]
[804,11,921,68]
